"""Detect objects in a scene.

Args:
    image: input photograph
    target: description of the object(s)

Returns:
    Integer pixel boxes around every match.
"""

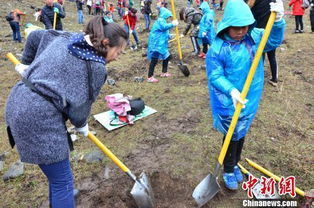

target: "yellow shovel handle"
[170,0,183,60]
[237,163,250,175]
[218,12,276,165]
[6,53,21,65]
[53,0,58,30]
[245,158,305,197]
[87,132,130,173]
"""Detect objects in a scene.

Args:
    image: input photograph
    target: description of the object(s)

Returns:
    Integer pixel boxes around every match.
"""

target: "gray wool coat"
[5,30,107,165]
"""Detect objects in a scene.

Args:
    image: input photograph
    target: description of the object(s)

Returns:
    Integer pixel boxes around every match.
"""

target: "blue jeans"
[9,21,21,42]
[39,159,74,208]
[124,24,139,44]
[77,10,84,24]
[144,14,150,30]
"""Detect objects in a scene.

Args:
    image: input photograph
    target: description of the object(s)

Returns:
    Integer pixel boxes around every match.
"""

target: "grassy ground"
[0,0,313,207]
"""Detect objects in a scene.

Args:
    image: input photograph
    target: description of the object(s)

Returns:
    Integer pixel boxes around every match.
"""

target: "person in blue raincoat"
[146,7,178,83]
[198,1,216,59]
[206,0,285,190]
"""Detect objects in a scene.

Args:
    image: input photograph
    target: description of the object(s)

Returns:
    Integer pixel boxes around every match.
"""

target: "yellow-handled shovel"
[192,12,277,207]
[53,0,58,30]
[169,0,190,77]
[87,133,155,208]
[5,53,155,208]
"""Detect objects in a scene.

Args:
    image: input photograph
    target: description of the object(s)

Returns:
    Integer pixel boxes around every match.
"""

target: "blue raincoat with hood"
[206,0,285,141]
[198,1,216,45]
[147,7,174,60]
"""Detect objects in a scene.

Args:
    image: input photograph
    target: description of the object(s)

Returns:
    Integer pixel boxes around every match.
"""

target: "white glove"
[230,89,248,109]
[270,0,284,22]
[75,124,89,137]
[172,19,179,26]
[180,34,184,38]
[311,3,314,7]
[202,32,207,37]
[130,30,133,33]
[124,11,128,15]
[15,63,29,76]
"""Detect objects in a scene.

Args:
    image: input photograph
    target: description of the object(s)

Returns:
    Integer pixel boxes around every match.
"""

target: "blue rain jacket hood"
[147,7,174,60]
[216,0,255,36]
[198,2,216,44]
[206,0,286,140]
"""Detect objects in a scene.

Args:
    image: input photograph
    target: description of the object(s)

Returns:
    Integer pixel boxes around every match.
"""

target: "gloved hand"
[75,124,89,137]
[270,0,284,22]
[15,63,29,76]
[53,7,60,14]
[311,3,314,7]
[180,34,184,38]
[169,33,176,39]
[230,89,248,109]
[130,30,133,34]
[202,32,207,37]
[125,11,128,16]
[172,19,179,26]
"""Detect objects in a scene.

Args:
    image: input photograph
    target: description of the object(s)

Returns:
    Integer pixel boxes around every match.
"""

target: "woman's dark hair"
[130,8,138,14]
[84,16,128,57]
[179,8,185,21]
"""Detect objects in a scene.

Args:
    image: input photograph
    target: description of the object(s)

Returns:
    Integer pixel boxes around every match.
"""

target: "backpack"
[302,0,310,9]
[5,12,14,21]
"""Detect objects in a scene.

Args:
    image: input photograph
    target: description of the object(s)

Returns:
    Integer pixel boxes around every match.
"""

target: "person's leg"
[300,15,304,32]
[190,36,200,55]
[39,159,74,208]
[15,22,21,42]
[311,10,314,32]
[132,29,139,45]
[295,16,299,32]
[144,14,149,30]
[88,6,91,15]
[235,138,245,164]
[162,55,171,73]
[9,21,16,41]
[267,49,278,83]
[77,10,80,24]
[203,43,208,54]
[148,58,158,78]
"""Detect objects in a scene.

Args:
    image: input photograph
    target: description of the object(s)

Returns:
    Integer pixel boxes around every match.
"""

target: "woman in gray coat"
[5,17,128,207]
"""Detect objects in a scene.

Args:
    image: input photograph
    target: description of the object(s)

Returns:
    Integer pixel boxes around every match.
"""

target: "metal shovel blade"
[192,173,220,207]
[131,172,154,208]
[178,63,190,77]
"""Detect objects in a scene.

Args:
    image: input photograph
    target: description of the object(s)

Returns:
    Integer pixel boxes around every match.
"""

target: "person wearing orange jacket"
[123,7,140,49]
[289,0,305,33]
[7,9,26,43]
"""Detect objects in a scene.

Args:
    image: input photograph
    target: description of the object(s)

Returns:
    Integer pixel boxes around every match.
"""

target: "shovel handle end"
[6,53,20,65]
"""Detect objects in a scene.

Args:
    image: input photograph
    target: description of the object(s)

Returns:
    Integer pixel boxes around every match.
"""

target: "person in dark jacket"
[76,0,84,24]
[5,17,128,208]
[249,0,281,86]
[179,7,203,55]
[143,0,152,31]
[41,0,66,30]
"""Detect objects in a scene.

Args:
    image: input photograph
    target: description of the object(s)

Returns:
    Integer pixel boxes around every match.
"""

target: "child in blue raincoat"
[206,0,285,190]
[146,7,178,83]
[198,1,216,59]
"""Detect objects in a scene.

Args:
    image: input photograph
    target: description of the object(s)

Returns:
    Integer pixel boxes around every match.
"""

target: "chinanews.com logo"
[242,175,299,207]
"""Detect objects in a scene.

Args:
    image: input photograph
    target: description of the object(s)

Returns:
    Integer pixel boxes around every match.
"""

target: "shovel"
[53,0,57,30]
[87,132,154,208]
[169,0,190,77]
[192,12,277,207]
[5,53,154,208]
[245,158,305,197]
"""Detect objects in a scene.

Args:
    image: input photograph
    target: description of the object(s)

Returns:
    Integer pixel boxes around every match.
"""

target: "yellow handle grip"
[170,0,183,60]
[87,132,130,173]
[53,0,58,30]
[218,12,277,165]
[245,158,305,197]
[6,53,21,65]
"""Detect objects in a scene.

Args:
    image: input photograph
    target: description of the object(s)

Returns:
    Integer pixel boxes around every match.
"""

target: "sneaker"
[160,72,172,77]
[294,29,300,33]
[147,76,159,83]
[198,52,205,58]
[299,30,304,33]
[223,172,238,190]
[191,51,199,56]
[268,79,278,87]
[233,166,244,183]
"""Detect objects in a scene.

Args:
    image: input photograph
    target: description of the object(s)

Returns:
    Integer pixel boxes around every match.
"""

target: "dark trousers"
[148,55,171,77]
[39,159,74,208]
[87,5,91,15]
[223,137,245,173]
[295,15,304,31]
[266,49,278,81]
[203,43,208,54]
[310,10,314,32]
[191,36,200,53]
[9,21,21,42]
